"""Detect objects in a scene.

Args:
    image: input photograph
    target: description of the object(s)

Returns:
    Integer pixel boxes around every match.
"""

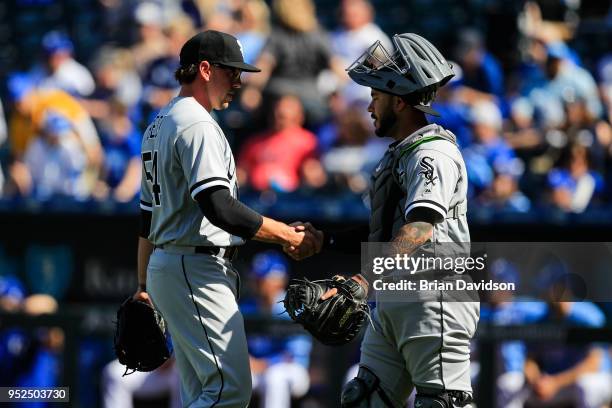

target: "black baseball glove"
[114,296,170,375]
[283,275,370,346]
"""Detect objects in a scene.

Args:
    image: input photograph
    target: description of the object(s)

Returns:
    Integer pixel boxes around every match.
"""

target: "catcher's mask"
[347,33,455,116]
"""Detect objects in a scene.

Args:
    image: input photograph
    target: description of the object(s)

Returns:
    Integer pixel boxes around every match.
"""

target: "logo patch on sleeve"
[418,156,438,186]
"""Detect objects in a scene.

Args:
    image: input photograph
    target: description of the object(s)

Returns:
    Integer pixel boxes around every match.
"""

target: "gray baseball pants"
[359,298,479,407]
[147,247,251,408]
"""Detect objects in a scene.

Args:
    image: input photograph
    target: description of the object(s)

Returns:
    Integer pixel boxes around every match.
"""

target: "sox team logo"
[418,156,438,186]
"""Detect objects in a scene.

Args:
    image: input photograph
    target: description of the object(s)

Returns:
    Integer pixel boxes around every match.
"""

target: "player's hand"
[285,227,318,260]
[321,274,368,300]
[132,288,153,307]
[284,221,323,260]
[294,222,324,252]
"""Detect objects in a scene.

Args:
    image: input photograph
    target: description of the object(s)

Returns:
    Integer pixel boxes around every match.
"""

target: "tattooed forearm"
[392,221,433,255]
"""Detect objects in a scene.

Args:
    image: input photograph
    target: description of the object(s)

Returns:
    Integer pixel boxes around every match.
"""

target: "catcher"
[284,33,479,408]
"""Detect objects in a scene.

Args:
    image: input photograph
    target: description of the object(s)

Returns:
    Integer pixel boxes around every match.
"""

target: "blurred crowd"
[0,2,611,406]
[475,258,612,408]
[1,0,612,216]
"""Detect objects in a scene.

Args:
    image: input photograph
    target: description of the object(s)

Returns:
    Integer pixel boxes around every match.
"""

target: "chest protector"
[368,126,458,242]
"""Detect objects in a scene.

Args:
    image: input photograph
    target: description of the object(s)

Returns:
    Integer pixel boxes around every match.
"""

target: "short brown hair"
[174,63,198,84]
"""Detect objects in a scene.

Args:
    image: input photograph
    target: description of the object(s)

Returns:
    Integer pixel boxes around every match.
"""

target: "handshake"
[283,221,324,261]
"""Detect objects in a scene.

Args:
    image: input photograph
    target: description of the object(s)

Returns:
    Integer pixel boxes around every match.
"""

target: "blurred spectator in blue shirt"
[594,55,612,179]
[521,263,611,408]
[93,100,142,203]
[315,91,349,154]
[0,275,29,388]
[525,42,603,127]
[82,47,143,123]
[560,91,608,174]
[547,143,604,213]
[597,54,612,121]
[545,42,603,120]
[20,113,89,200]
[321,105,387,193]
[0,274,27,313]
[330,0,392,106]
[462,101,518,196]
[240,250,312,408]
[141,14,193,124]
[478,171,531,213]
[131,1,169,76]
[0,96,7,197]
[6,72,103,173]
[30,31,96,98]
[478,259,547,408]
[429,64,473,148]
[504,97,543,151]
[234,0,270,66]
[453,28,505,100]
[0,277,63,408]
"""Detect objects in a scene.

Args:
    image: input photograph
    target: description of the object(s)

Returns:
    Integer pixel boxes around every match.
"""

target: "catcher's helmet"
[347,33,454,115]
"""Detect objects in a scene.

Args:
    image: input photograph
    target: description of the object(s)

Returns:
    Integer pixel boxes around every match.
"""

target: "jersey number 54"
[142,150,161,206]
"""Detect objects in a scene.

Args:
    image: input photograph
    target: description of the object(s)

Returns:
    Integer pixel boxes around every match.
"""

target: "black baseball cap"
[179,30,261,72]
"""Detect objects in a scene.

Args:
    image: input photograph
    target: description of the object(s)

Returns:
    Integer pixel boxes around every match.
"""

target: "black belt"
[196,246,238,260]
[155,245,238,260]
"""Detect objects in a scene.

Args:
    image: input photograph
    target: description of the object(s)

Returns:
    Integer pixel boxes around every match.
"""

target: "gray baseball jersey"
[367,124,469,245]
[140,96,243,247]
[395,124,469,243]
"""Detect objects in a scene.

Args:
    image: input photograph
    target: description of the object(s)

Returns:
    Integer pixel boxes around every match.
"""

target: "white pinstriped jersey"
[140,96,243,247]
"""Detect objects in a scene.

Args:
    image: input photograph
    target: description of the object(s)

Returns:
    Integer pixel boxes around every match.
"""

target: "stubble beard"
[374,109,397,138]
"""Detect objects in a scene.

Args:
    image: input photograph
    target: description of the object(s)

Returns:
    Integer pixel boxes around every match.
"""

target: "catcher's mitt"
[114,296,170,375]
[283,275,370,346]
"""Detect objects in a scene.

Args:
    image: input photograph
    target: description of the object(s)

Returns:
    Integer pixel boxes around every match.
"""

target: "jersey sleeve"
[399,149,460,222]
[175,121,231,200]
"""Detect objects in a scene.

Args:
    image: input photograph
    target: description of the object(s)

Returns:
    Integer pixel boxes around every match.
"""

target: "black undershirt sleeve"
[195,186,263,239]
[139,209,152,238]
[405,207,439,224]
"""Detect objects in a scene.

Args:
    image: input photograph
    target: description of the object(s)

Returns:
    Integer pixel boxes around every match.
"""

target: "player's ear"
[393,95,408,113]
[199,61,212,81]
